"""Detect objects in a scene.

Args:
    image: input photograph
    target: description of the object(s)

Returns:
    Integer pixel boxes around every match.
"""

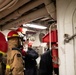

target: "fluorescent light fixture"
[23,24,47,29]
[22,28,27,32]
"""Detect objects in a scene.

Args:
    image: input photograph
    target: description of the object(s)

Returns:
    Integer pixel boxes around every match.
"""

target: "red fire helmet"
[16,27,22,32]
[7,30,19,39]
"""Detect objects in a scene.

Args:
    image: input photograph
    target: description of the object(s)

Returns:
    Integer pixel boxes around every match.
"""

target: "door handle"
[64,34,76,43]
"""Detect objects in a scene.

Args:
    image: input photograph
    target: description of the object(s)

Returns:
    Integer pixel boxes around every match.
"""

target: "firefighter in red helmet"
[5,30,24,75]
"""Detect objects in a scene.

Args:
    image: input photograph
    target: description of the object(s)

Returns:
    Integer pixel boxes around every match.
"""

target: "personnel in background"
[38,43,53,75]
[0,53,6,75]
[5,30,24,75]
[24,42,39,75]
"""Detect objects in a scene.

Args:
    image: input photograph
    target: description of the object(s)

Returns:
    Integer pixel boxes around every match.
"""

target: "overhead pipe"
[0,0,43,25]
[8,0,18,9]
[0,0,11,8]
[43,0,56,20]
[2,7,49,30]
[0,0,30,19]
[0,0,18,12]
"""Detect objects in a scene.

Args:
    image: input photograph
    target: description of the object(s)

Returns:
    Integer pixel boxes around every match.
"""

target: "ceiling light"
[23,24,47,29]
